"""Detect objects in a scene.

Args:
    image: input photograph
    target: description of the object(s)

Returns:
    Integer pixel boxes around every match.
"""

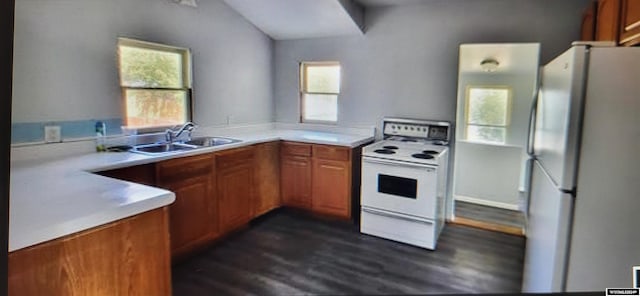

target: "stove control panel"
[382,118,450,144]
[384,123,430,138]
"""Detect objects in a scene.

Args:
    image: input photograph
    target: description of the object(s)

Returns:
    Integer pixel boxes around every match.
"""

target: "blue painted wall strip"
[11,118,123,144]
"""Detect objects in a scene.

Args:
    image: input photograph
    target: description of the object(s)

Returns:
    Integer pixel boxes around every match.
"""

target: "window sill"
[456,139,523,149]
[299,120,338,126]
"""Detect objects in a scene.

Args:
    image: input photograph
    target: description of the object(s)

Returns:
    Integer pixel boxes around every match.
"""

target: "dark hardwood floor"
[172,208,525,295]
[455,201,525,229]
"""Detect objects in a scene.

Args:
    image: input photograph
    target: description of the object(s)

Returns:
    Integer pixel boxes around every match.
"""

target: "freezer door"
[522,161,574,293]
[533,46,588,190]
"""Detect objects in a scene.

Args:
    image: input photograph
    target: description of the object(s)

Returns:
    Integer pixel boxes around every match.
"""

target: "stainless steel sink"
[131,143,199,155]
[181,136,241,147]
[130,136,241,155]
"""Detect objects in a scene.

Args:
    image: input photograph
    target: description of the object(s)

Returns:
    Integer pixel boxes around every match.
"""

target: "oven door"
[361,156,437,219]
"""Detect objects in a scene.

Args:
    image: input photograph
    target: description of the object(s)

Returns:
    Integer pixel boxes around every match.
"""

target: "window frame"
[117,37,194,133]
[464,85,512,144]
[299,61,341,124]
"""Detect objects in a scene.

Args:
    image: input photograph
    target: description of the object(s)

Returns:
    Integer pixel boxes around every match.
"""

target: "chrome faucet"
[165,122,197,143]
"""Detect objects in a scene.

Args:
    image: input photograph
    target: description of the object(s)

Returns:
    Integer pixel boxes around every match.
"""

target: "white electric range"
[360,117,450,250]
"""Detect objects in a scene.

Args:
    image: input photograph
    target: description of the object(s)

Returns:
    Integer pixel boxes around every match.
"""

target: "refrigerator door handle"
[527,71,541,157]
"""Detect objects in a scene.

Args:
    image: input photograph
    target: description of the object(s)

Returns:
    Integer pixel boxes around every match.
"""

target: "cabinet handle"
[320,164,343,170]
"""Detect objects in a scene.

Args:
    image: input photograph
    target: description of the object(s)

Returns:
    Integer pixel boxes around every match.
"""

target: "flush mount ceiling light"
[174,0,197,7]
[480,58,500,72]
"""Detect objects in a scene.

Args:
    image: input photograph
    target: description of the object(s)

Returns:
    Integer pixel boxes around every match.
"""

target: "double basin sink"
[130,136,241,155]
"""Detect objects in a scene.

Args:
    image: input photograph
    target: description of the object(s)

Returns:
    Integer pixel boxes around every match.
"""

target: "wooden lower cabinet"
[217,146,255,232]
[156,153,217,259]
[281,154,312,208]
[311,144,352,218]
[8,207,172,296]
[312,158,351,217]
[253,142,281,217]
[281,142,355,219]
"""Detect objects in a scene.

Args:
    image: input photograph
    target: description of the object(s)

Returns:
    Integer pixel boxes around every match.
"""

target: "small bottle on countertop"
[95,121,106,152]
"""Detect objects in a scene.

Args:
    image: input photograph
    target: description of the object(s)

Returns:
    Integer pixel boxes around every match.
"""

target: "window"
[300,62,340,123]
[117,38,192,129]
[465,86,511,144]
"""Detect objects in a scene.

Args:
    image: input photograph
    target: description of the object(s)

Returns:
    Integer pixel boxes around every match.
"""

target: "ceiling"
[355,0,430,6]
[222,0,365,40]
[458,43,541,74]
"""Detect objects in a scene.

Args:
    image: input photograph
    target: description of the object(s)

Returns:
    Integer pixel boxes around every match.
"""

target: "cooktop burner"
[423,150,439,155]
[411,153,434,159]
[383,145,399,150]
[374,149,396,154]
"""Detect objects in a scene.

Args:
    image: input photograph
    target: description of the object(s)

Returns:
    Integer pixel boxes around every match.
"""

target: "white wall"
[12,0,273,127]
[454,72,536,207]
[273,0,590,131]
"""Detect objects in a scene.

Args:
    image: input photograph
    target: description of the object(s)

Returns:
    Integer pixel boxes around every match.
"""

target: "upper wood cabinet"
[156,153,217,259]
[9,207,171,296]
[619,0,640,46]
[216,146,255,232]
[581,1,597,41]
[596,0,621,41]
[280,142,313,209]
[587,0,640,46]
[253,142,281,217]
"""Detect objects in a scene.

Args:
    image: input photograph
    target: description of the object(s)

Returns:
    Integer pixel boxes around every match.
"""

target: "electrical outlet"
[44,125,61,143]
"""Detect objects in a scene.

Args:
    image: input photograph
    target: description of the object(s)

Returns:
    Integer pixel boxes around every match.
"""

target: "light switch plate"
[44,125,61,143]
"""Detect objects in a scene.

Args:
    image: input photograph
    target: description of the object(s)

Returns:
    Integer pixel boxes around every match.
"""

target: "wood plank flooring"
[455,201,525,229]
[172,208,525,295]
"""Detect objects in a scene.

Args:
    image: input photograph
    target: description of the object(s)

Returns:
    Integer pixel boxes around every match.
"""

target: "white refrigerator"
[522,43,640,292]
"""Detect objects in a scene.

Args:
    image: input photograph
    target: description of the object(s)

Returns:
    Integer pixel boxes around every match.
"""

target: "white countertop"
[10,128,374,252]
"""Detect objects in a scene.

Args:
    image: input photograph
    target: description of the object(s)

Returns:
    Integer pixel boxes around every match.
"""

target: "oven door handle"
[362,208,434,225]
[363,157,436,171]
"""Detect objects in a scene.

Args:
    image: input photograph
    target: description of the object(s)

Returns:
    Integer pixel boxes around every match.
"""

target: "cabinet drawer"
[216,146,255,170]
[281,142,312,156]
[313,145,350,161]
[157,154,214,183]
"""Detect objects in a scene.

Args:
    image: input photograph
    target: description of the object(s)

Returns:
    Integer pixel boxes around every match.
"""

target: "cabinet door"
[581,1,597,41]
[281,155,312,208]
[9,208,171,296]
[619,0,640,45]
[595,0,621,41]
[217,147,254,232]
[253,142,281,217]
[156,154,216,258]
[311,158,351,218]
[164,180,216,253]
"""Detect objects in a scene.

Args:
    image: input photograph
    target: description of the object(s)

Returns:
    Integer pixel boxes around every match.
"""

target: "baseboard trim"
[454,195,520,211]
[451,217,524,236]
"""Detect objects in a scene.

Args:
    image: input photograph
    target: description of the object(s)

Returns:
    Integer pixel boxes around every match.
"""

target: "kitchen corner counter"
[9,153,176,252]
[10,128,374,252]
